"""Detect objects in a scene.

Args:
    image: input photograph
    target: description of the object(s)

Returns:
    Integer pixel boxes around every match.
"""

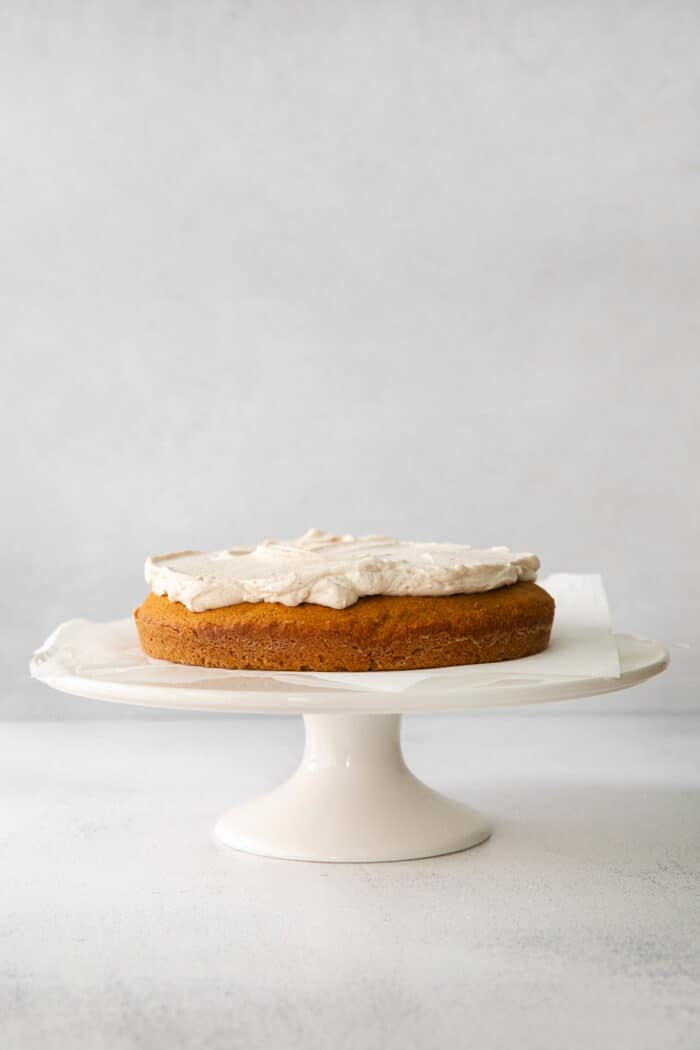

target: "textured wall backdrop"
[4,1,698,716]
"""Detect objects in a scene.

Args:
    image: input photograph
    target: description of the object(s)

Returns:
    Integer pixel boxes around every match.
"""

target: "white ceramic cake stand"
[30,626,667,863]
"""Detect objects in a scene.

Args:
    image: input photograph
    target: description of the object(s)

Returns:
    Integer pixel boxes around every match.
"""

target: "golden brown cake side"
[134,581,555,672]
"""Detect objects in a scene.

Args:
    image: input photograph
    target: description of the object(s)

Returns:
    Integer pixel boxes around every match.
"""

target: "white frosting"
[145,529,540,611]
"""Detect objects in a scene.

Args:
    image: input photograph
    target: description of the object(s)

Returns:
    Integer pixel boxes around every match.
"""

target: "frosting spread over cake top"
[145,529,540,611]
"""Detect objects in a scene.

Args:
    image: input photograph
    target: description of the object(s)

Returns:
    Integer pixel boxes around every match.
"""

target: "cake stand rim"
[29,630,669,714]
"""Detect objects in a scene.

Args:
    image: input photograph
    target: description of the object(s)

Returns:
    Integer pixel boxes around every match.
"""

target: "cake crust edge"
[134,582,555,672]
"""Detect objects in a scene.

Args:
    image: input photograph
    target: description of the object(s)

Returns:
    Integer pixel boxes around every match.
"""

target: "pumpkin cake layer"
[134,581,555,672]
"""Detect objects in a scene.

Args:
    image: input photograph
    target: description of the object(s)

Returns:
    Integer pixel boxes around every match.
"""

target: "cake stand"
[30,624,667,863]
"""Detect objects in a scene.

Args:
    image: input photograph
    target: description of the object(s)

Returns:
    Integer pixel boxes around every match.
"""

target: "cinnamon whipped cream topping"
[145,529,540,611]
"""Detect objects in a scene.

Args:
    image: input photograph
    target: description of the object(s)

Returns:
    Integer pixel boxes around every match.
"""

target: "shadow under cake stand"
[31,625,667,863]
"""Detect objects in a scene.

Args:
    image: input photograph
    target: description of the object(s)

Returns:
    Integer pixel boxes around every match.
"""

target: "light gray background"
[3,0,698,717]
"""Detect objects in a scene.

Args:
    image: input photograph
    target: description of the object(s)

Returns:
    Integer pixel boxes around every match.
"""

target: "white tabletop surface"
[3,712,699,1050]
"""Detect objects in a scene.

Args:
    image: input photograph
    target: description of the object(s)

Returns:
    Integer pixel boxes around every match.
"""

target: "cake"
[134,530,555,672]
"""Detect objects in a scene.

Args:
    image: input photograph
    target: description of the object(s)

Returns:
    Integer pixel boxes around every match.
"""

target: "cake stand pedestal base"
[214,713,491,863]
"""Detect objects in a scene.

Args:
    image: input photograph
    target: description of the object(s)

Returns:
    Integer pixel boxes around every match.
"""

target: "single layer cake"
[134,530,555,672]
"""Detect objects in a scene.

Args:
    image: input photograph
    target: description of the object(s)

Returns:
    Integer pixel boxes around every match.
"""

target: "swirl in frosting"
[145,529,540,611]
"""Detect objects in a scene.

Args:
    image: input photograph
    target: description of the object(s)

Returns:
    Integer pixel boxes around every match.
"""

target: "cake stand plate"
[30,627,667,863]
